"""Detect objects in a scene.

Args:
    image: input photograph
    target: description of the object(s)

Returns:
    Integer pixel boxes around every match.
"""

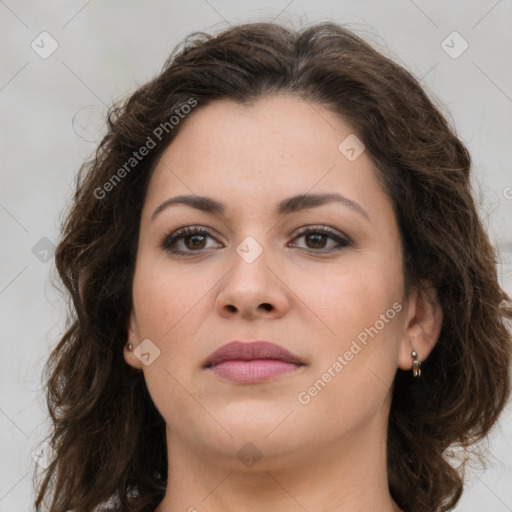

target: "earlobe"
[398,283,443,372]
[124,311,143,371]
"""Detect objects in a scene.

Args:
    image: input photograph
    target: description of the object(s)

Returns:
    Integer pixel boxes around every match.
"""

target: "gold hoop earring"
[411,350,421,377]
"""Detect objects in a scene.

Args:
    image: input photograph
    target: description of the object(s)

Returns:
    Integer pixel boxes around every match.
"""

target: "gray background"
[1,1,511,510]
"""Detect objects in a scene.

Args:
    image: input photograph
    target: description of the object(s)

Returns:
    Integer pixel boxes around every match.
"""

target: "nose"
[214,243,291,321]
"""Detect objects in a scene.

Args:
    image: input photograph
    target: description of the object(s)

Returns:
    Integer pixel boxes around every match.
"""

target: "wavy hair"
[34,20,512,512]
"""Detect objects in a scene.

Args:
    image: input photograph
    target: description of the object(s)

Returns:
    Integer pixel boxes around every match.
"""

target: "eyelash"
[161,225,351,256]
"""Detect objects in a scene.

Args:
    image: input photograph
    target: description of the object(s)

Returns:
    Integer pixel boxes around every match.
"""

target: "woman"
[35,20,512,512]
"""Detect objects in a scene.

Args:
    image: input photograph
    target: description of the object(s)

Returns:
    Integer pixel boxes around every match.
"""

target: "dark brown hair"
[35,20,512,512]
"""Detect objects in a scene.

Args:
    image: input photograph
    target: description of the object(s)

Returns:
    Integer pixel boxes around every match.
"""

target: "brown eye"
[291,226,350,253]
[162,227,221,255]
[162,225,350,256]
[183,234,208,250]
[304,232,328,249]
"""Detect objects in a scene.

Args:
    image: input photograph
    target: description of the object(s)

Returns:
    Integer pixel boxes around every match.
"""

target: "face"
[125,94,417,469]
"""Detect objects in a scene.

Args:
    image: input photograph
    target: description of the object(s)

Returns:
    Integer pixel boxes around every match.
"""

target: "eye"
[289,225,351,253]
[161,226,221,255]
[161,225,351,256]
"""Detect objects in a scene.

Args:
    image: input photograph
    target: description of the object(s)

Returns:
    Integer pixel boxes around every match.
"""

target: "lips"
[203,340,305,384]
[204,340,304,368]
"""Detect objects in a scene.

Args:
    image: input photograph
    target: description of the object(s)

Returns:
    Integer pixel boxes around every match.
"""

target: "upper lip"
[204,340,304,367]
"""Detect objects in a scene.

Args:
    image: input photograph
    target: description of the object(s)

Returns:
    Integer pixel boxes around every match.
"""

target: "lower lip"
[208,359,302,384]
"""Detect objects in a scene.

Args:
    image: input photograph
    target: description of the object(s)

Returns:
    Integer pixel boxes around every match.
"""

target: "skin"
[124,94,443,512]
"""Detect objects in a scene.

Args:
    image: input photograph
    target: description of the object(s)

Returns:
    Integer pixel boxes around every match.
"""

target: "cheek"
[302,257,403,342]
[293,277,402,433]
[299,256,404,395]
[132,260,205,339]
[131,263,208,421]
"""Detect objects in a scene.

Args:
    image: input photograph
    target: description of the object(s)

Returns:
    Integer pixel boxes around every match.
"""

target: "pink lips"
[204,340,304,384]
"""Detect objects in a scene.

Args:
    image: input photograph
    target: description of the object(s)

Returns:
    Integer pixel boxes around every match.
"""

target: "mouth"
[204,340,305,384]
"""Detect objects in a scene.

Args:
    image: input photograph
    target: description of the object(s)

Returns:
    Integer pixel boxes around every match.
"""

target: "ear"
[397,282,443,371]
[124,309,143,371]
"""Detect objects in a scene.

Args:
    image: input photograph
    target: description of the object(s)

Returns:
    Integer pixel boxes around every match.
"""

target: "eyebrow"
[151,192,370,222]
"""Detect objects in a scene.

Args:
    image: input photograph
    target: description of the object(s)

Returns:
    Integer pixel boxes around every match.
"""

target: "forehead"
[143,95,392,225]
[159,94,359,167]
